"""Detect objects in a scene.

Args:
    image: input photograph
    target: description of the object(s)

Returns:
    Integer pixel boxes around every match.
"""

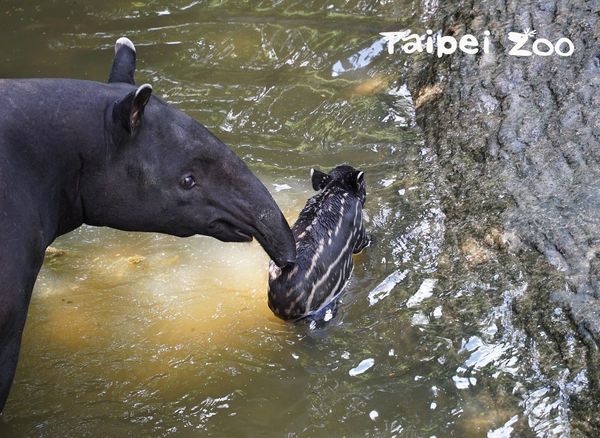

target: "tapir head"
[310,165,366,205]
[81,39,295,267]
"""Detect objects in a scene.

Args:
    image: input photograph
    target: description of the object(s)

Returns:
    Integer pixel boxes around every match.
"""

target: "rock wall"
[408,0,600,432]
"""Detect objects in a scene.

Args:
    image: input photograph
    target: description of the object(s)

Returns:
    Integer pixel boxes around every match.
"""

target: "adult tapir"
[0,37,295,413]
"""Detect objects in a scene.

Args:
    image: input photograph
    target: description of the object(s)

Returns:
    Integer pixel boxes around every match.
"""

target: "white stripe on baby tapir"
[302,196,345,281]
[317,266,355,314]
[287,264,299,280]
[304,237,326,280]
[304,202,360,313]
[318,269,344,311]
[285,202,358,316]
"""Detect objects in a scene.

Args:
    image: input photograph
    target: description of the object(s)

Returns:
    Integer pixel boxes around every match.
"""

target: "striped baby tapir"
[268,165,371,320]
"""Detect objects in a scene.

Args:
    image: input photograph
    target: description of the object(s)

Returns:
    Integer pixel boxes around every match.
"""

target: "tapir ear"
[311,168,330,191]
[353,171,365,190]
[113,84,153,134]
[108,37,136,85]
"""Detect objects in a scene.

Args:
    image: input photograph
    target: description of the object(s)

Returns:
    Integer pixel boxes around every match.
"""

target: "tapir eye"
[180,175,196,190]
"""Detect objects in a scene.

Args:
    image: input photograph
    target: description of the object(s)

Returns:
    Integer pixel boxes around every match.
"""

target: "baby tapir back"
[268,165,370,320]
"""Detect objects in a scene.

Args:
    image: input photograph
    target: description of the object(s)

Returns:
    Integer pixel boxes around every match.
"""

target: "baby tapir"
[268,165,370,320]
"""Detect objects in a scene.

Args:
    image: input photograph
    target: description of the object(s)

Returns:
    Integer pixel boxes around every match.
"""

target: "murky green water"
[0,1,585,436]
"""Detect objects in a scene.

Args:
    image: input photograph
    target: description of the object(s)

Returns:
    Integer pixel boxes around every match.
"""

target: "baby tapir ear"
[113,84,153,134]
[311,168,331,191]
[353,171,365,191]
[356,171,364,185]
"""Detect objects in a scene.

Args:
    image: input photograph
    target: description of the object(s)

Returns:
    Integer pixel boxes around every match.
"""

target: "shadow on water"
[0,0,586,436]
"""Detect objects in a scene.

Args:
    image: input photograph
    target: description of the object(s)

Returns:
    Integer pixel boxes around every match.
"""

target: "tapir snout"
[248,197,297,268]
[202,158,297,267]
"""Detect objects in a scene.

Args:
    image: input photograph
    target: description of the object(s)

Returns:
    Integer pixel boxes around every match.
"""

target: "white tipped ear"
[131,84,153,129]
[115,37,136,54]
[109,37,137,85]
[113,83,153,134]
[353,170,365,193]
[135,83,152,99]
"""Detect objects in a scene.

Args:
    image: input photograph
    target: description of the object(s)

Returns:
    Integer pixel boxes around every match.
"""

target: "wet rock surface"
[408,0,600,432]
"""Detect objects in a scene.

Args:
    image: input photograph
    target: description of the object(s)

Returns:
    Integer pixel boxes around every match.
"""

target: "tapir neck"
[0,79,120,247]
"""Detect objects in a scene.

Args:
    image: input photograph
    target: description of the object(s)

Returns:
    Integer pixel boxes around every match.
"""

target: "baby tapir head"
[310,165,366,206]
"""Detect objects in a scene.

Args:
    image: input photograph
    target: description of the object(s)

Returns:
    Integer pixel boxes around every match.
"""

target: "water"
[0,1,585,436]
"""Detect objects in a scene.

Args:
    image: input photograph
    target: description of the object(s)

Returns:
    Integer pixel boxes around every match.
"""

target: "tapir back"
[268,167,369,320]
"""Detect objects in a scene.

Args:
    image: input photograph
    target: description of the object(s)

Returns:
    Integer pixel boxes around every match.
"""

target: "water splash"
[367,269,409,306]
[406,278,437,308]
[349,358,375,376]
[331,37,387,77]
